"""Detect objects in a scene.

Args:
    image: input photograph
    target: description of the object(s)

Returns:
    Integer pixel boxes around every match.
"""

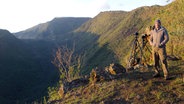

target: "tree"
[52,45,81,83]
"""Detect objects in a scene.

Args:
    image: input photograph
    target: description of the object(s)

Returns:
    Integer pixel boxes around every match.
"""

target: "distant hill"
[0,29,59,104]
[14,17,91,40]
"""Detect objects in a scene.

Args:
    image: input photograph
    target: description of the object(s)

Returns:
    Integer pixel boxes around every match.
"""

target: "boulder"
[89,68,112,84]
[106,63,126,75]
[89,63,126,84]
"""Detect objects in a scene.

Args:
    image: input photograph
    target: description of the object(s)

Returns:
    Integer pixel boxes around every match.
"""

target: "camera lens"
[134,32,139,35]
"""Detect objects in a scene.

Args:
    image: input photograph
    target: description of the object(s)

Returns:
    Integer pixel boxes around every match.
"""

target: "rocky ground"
[49,60,184,104]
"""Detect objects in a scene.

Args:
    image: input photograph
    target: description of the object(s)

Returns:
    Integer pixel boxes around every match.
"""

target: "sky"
[0,0,173,33]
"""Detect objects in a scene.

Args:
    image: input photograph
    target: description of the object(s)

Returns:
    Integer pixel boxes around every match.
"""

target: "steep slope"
[14,17,91,40]
[76,5,160,44]
[0,29,59,104]
[71,0,184,72]
[48,1,184,103]
[72,6,162,73]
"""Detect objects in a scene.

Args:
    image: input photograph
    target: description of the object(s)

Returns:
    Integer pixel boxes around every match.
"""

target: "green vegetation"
[1,0,184,103]
[73,0,184,69]
[47,0,184,103]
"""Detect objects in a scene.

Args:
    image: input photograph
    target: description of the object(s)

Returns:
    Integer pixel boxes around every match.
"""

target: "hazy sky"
[0,0,172,32]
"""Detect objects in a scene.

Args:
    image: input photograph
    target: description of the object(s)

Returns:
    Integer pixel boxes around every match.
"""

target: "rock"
[89,68,112,84]
[88,63,126,84]
[106,63,126,75]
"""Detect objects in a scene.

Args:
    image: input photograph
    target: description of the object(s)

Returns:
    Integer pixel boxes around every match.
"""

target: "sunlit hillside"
[0,0,183,103]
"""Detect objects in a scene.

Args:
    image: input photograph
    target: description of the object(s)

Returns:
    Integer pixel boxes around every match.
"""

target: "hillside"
[69,0,184,73]
[66,6,163,74]
[12,1,184,73]
[6,0,184,103]
[46,0,184,103]
[49,60,184,104]
[0,29,59,104]
[14,17,91,40]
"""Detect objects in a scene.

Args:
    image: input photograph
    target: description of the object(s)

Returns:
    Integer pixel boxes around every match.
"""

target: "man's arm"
[160,29,169,46]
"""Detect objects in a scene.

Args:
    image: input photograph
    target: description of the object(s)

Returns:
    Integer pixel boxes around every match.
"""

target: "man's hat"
[155,19,161,24]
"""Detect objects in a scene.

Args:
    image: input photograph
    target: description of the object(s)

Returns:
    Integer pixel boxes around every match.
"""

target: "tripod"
[127,33,152,71]
[127,33,143,69]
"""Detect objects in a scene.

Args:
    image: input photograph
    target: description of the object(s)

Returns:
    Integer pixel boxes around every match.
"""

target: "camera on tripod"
[134,32,139,36]
[127,31,152,71]
[141,34,150,39]
[142,34,148,39]
[133,32,150,39]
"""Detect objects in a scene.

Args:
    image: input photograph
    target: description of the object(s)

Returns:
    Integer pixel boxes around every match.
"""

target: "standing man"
[150,19,169,80]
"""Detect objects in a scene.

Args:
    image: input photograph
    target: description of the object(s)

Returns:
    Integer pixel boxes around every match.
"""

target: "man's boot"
[164,75,170,80]
[153,68,160,78]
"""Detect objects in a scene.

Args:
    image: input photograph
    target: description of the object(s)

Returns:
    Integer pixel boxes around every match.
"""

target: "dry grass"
[49,60,184,104]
